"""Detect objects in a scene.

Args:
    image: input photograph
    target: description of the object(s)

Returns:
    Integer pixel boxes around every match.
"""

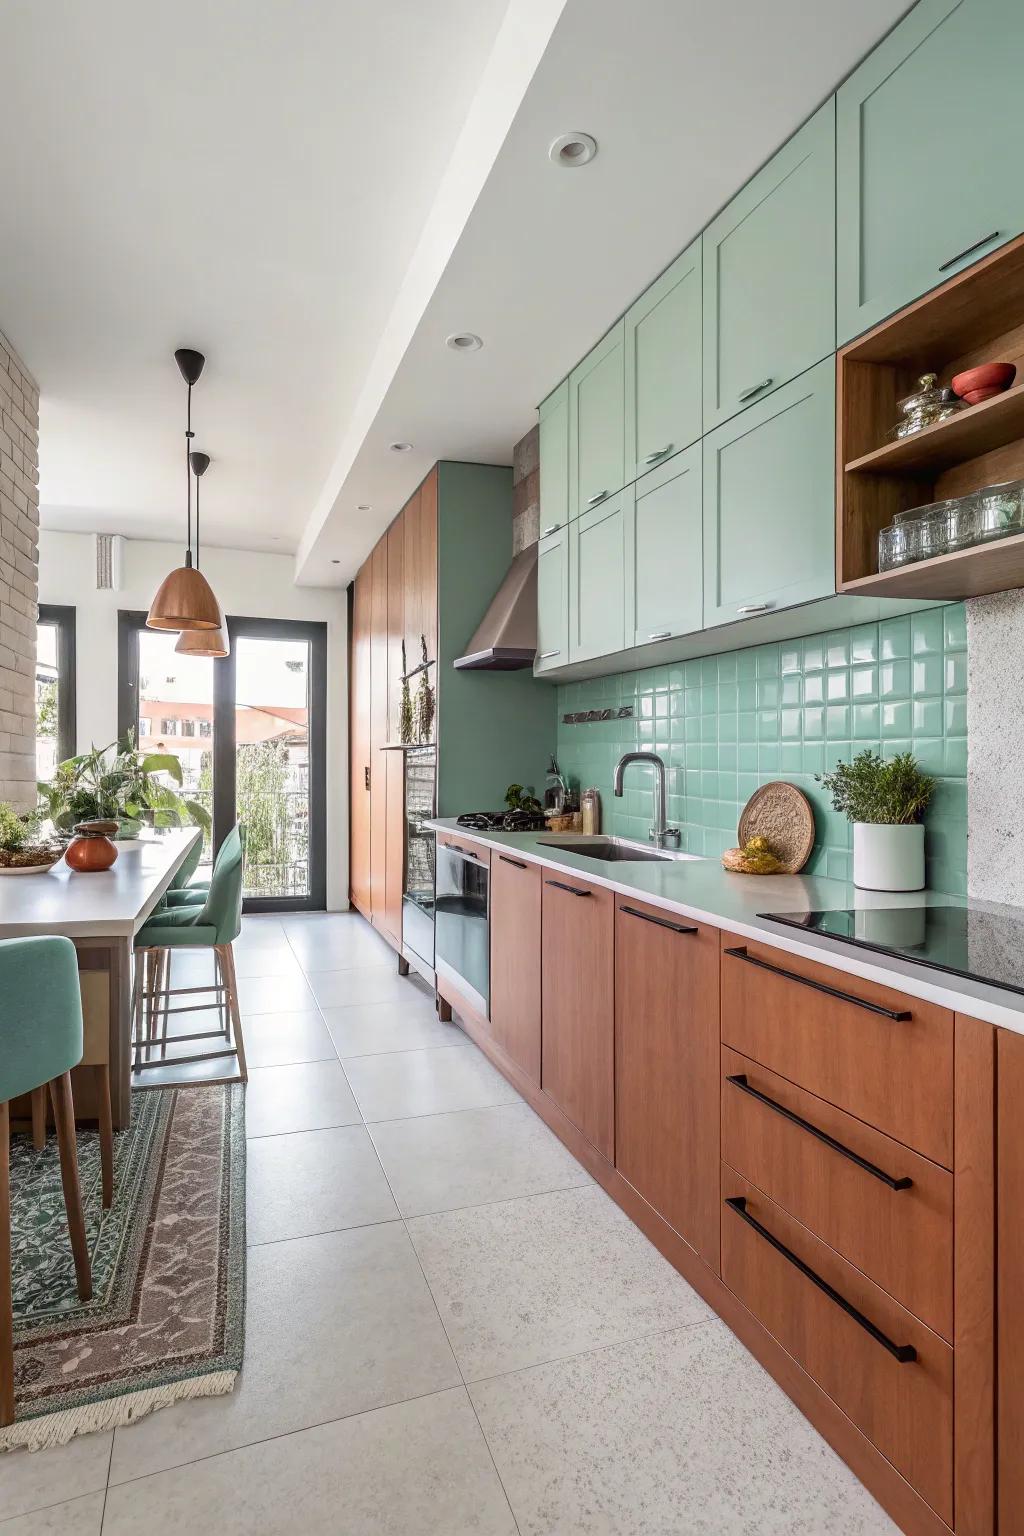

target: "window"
[160,717,179,736]
[36,605,76,780]
[139,718,151,737]
[199,719,212,738]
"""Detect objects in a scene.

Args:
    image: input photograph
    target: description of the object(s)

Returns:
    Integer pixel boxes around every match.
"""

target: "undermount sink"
[537,836,690,864]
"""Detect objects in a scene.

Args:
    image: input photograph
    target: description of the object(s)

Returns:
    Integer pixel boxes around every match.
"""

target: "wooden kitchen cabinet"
[349,558,373,917]
[368,534,389,926]
[489,850,542,1082]
[614,896,719,1268]
[624,238,701,484]
[541,872,614,1160]
[998,1026,1024,1531]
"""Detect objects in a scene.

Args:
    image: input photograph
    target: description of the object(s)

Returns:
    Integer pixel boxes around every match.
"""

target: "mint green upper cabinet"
[535,524,568,676]
[837,0,1024,343]
[624,241,702,485]
[702,100,835,433]
[628,445,702,649]
[703,358,835,629]
[569,489,628,664]
[538,380,569,538]
[569,320,625,520]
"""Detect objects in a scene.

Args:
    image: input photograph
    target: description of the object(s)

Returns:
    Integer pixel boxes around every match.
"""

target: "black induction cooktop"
[758,905,1024,998]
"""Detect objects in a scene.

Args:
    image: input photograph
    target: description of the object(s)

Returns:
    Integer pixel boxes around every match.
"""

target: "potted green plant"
[38,735,211,841]
[816,750,935,891]
[0,804,63,874]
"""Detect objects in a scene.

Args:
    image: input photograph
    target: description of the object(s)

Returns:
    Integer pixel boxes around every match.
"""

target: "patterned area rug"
[2,1083,245,1452]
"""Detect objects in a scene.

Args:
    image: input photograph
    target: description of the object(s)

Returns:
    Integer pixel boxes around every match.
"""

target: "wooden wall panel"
[368,535,389,925]
[348,558,372,916]
[998,1026,1024,1532]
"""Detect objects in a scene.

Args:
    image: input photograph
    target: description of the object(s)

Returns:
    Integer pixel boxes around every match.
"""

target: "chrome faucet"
[612,751,681,850]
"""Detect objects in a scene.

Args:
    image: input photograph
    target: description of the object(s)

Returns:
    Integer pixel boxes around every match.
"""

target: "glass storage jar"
[878,522,914,570]
[975,479,1024,542]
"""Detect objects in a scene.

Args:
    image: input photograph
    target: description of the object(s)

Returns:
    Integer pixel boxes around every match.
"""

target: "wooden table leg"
[30,1086,46,1150]
[95,1064,114,1210]
[0,1100,14,1428]
[48,1073,92,1303]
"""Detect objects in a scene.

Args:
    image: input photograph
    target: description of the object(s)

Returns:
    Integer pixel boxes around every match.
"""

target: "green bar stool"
[159,826,245,911]
[133,824,246,1081]
[1,936,94,1428]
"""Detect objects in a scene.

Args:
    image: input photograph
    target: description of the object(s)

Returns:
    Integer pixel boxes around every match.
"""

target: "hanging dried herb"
[415,633,435,743]
[399,640,414,744]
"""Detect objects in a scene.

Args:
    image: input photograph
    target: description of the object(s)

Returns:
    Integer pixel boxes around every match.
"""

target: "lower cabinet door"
[628,444,702,649]
[614,897,719,1268]
[722,1169,953,1524]
[535,524,568,675]
[541,873,614,1160]
[568,490,628,664]
[489,851,542,1082]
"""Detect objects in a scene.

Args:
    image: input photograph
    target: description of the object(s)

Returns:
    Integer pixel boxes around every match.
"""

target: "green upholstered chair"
[159,825,246,910]
[1,936,97,1428]
[133,824,246,1082]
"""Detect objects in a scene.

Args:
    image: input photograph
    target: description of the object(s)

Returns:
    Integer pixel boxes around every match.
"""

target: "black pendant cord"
[185,380,195,567]
[194,458,201,569]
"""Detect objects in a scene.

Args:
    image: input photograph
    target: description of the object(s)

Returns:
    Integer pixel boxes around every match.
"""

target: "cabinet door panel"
[625,240,701,483]
[838,0,1024,343]
[541,874,614,1159]
[490,852,542,1082]
[538,380,569,538]
[569,490,627,664]
[702,358,835,628]
[629,446,701,648]
[703,100,835,432]
[349,559,373,916]
[535,525,568,675]
[368,535,389,925]
[569,321,625,518]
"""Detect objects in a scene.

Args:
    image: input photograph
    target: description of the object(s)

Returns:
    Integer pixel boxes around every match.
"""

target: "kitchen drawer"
[436,831,491,868]
[722,1169,953,1524]
[720,934,953,1167]
[721,1046,952,1340]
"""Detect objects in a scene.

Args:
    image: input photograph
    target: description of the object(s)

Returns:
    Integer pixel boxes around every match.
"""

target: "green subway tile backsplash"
[555,604,968,895]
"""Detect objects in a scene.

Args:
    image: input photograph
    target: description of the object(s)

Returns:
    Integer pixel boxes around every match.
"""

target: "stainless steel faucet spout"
[612,752,681,850]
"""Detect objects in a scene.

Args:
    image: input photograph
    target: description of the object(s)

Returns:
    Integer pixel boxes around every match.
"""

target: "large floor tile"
[230,946,306,981]
[283,914,395,972]
[470,1324,898,1535]
[343,1044,520,1123]
[109,1223,460,1484]
[370,1102,592,1217]
[0,1432,112,1521]
[322,998,463,1059]
[245,1060,360,1137]
[104,1389,516,1535]
[1,1492,105,1535]
[246,1125,398,1245]
[408,1185,713,1380]
[240,1010,336,1068]
[308,966,432,1010]
[235,972,316,1015]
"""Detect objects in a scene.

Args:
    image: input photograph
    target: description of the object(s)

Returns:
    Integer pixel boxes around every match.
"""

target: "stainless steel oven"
[434,838,489,1016]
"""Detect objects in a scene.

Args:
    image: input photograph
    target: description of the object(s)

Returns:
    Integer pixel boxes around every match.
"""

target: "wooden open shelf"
[838,232,1024,600]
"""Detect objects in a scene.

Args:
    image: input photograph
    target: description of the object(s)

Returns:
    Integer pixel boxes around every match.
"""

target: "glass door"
[136,628,216,871]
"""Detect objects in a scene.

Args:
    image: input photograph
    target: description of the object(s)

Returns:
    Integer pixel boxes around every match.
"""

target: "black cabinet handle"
[499,854,528,870]
[620,904,697,935]
[938,231,999,272]
[723,946,911,1021]
[446,843,479,860]
[545,879,591,898]
[725,1075,912,1191]
[725,1197,917,1363]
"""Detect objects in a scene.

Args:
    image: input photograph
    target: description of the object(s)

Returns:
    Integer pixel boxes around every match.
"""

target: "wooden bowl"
[951,362,1016,405]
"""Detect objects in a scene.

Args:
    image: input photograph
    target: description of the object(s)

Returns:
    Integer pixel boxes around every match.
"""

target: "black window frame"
[37,602,77,769]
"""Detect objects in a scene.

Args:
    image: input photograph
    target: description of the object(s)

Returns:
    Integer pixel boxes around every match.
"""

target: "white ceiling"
[4,0,910,578]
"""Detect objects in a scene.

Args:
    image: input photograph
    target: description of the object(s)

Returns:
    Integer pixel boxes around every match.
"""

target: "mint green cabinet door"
[569,489,628,664]
[624,240,701,484]
[703,358,835,629]
[837,0,1024,343]
[703,100,835,433]
[538,380,569,538]
[535,525,568,676]
[569,321,624,519]
[628,445,702,648]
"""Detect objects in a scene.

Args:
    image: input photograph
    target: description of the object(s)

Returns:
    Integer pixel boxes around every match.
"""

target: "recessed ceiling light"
[357,503,372,511]
[331,559,340,564]
[549,131,597,168]
[445,331,482,352]
[389,441,413,453]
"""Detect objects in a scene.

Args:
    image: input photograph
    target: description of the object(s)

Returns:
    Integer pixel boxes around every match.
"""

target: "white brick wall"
[0,329,39,810]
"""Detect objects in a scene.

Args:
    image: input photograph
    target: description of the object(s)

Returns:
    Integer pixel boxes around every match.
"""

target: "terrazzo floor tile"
[308,965,433,1010]
[0,1432,112,1521]
[343,1043,521,1123]
[238,1010,337,1068]
[246,1124,399,1244]
[321,998,464,1058]
[407,1184,713,1380]
[244,1060,361,1137]
[108,1223,459,1485]
[103,1389,517,1536]
[1,1492,105,1535]
[470,1324,898,1535]
[370,1101,593,1217]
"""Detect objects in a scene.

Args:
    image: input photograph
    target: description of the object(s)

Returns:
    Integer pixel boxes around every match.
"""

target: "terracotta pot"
[65,830,119,872]
[951,361,1016,405]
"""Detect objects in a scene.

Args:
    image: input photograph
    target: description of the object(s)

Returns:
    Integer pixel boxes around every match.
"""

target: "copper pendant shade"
[147,351,226,634]
[175,622,230,658]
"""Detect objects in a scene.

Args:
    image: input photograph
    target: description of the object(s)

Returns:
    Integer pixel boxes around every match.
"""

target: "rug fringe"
[0,1370,237,1454]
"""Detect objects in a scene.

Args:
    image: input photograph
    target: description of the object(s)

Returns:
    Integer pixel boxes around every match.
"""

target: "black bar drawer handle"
[545,879,591,898]
[446,843,479,859]
[499,854,529,870]
[725,1197,917,1363]
[725,1075,912,1191]
[621,904,697,936]
[938,230,999,272]
[723,946,911,1021]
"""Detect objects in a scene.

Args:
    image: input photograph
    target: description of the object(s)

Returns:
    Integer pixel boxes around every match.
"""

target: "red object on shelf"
[951,362,1016,405]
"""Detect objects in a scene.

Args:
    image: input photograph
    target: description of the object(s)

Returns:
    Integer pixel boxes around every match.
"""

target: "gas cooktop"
[759,905,1024,998]
[456,810,548,833]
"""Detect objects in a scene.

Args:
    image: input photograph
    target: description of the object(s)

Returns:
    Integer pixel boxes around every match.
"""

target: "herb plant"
[38,734,211,834]
[816,750,935,826]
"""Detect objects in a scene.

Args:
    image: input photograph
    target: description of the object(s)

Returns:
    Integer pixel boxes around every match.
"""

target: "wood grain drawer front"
[721,1047,953,1341]
[720,935,953,1167]
[615,898,720,1269]
[721,1170,953,1524]
[541,874,615,1161]
[490,854,542,1083]
[436,832,491,868]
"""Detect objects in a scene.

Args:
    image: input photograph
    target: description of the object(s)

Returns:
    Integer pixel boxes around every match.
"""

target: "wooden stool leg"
[95,1064,114,1210]
[0,1101,14,1428]
[30,1086,46,1150]
[48,1074,92,1303]
[218,945,247,1083]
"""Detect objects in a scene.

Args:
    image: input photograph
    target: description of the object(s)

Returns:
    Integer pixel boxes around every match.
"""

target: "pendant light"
[147,349,225,631]
[175,452,230,657]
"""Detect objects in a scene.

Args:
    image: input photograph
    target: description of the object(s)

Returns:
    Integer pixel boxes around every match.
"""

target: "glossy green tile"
[781,709,801,741]
[780,646,801,674]
[848,625,878,664]
[802,636,825,672]
[738,711,757,743]
[945,653,967,695]
[717,653,737,683]
[853,703,880,740]
[880,660,910,698]
[757,678,781,709]
[803,706,824,740]
[826,670,849,702]
[826,706,850,739]
[911,608,944,656]
[803,673,824,705]
[944,737,967,777]
[913,699,943,736]
[881,700,911,737]
[944,698,967,737]
[826,632,849,668]
[943,603,967,652]
[912,656,943,697]
[851,665,878,701]
[737,680,757,711]
[781,675,801,707]
[879,616,911,660]
[756,646,780,678]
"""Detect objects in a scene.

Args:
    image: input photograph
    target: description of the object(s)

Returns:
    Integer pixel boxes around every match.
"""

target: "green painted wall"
[556,604,968,894]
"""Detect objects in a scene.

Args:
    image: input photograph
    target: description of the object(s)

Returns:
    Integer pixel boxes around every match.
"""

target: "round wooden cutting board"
[737,781,815,873]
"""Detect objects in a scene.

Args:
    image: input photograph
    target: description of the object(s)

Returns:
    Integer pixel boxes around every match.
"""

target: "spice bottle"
[581,787,601,836]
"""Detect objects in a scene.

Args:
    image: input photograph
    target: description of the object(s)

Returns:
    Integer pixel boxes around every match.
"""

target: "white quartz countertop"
[428,818,1024,1036]
[0,827,202,940]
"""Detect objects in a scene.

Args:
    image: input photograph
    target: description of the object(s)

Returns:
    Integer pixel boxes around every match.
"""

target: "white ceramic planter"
[852,822,925,892]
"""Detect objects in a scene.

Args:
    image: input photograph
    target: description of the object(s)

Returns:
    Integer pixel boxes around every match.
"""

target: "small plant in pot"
[0,804,64,874]
[816,750,935,892]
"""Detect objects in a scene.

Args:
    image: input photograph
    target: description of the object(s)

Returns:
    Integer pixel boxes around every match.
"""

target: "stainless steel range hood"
[453,543,537,671]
